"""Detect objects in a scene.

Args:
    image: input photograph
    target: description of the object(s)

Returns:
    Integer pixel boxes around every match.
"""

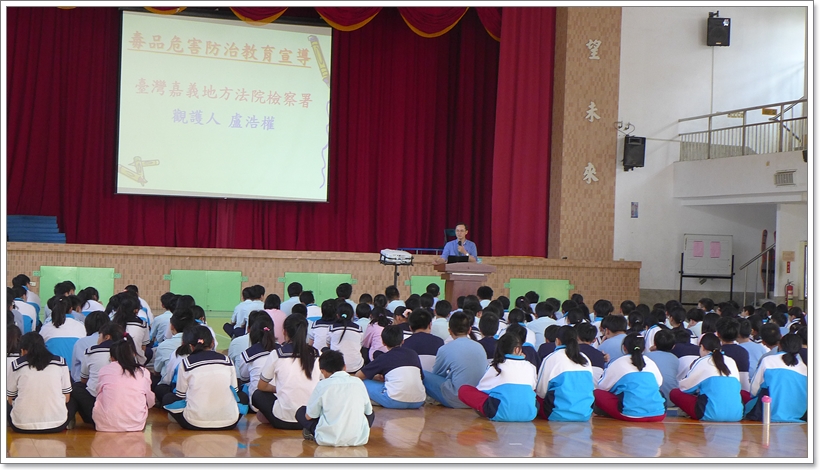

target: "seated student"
[643,308,668,351]
[477,286,494,309]
[594,333,666,422]
[229,310,268,378]
[111,293,151,365]
[525,291,540,314]
[786,307,807,332]
[667,307,697,345]
[645,329,679,408]
[43,280,76,325]
[425,284,440,308]
[528,302,558,349]
[309,300,337,352]
[686,308,705,338]
[150,292,176,347]
[11,286,38,332]
[12,274,41,313]
[328,303,365,374]
[92,332,154,432]
[7,325,22,376]
[354,303,371,336]
[671,328,702,381]
[253,315,321,429]
[716,317,751,398]
[431,300,452,342]
[336,283,357,311]
[795,326,808,365]
[591,299,614,333]
[362,308,392,362]
[537,325,562,363]
[297,350,374,445]
[670,333,743,422]
[262,294,286,343]
[575,323,606,383]
[757,323,782,364]
[39,296,87,367]
[745,333,807,422]
[423,312,488,409]
[72,322,125,426]
[504,323,539,369]
[478,313,501,361]
[163,325,248,430]
[535,325,595,421]
[301,291,322,322]
[153,308,196,405]
[191,305,219,351]
[769,310,790,338]
[77,287,105,316]
[280,282,303,316]
[459,332,537,422]
[7,332,76,433]
[419,293,435,314]
[238,314,278,412]
[358,293,374,310]
[385,286,405,314]
[626,312,646,335]
[402,309,444,372]
[391,306,414,341]
[355,326,426,409]
[506,309,536,347]
[8,289,25,333]
[71,311,110,383]
[124,284,154,327]
[737,317,768,380]
[597,314,628,366]
[224,286,264,339]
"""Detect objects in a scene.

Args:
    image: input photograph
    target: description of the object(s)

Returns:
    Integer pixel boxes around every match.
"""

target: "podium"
[434,263,496,306]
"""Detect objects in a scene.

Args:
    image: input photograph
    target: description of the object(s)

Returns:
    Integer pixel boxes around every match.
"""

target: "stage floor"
[5,404,808,461]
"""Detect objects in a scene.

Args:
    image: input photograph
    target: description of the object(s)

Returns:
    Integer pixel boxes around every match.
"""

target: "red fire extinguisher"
[785,280,794,308]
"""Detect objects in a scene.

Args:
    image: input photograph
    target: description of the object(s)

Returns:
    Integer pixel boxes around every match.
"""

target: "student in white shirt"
[7,332,75,433]
[124,285,154,328]
[77,287,105,314]
[296,350,374,445]
[225,286,264,339]
[162,325,247,430]
[39,296,87,367]
[328,303,364,374]
[280,282,303,316]
[112,293,151,365]
[238,314,278,412]
[254,314,321,429]
[11,286,38,332]
[149,292,176,347]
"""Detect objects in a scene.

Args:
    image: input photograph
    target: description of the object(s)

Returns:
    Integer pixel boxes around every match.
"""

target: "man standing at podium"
[434,223,477,265]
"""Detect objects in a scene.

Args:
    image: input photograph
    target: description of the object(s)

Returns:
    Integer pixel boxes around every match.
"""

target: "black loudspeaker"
[707,17,731,46]
[623,136,646,170]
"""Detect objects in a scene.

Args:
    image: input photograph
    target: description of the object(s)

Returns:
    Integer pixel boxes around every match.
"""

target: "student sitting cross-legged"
[458,331,538,422]
[422,312,488,408]
[355,325,426,409]
[296,350,374,446]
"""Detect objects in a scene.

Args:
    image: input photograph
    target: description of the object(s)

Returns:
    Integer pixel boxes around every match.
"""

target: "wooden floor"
[5,404,809,461]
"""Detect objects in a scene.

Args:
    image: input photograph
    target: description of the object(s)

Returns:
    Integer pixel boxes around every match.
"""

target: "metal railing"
[678,98,807,161]
[738,242,776,306]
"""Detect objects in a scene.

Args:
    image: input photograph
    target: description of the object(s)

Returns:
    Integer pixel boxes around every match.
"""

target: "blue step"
[7,215,66,244]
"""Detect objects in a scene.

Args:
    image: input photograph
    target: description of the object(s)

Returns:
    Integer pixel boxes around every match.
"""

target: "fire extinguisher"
[785,280,794,307]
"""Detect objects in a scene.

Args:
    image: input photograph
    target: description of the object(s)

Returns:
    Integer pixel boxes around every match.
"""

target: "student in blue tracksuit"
[458,331,537,422]
[669,333,743,421]
[594,333,665,422]
[744,333,807,422]
[535,325,594,421]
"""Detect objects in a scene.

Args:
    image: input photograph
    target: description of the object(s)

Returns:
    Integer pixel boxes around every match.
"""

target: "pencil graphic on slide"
[308,35,330,87]
[119,156,159,186]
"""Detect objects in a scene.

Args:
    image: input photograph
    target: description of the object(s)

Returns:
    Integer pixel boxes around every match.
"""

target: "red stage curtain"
[230,7,288,25]
[397,7,469,38]
[490,7,556,257]
[474,7,502,41]
[7,7,499,254]
[315,7,382,31]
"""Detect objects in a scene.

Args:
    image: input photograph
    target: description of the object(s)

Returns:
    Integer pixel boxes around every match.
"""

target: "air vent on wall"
[774,170,796,186]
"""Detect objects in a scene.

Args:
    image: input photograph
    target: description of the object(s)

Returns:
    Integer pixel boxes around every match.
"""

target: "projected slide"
[117,11,332,202]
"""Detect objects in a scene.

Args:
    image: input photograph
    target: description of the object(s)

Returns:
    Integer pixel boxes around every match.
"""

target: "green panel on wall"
[281,273,358,305]
[206,271,243,311]
[169,270,208,307]
[317,274,353,304]
[409,276,445,298]
[508,279,573,304]
[281,273,320,301]
[77,268,116,306]
[39,267,116,309]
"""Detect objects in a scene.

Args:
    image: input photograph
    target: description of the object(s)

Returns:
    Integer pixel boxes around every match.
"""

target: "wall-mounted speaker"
[623,136,646,171]
[707,17,731,46]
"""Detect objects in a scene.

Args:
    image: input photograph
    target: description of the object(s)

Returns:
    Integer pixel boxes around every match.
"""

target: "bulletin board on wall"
[682,234,733,276]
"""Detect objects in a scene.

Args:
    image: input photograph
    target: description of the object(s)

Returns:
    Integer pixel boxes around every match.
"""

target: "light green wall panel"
[169,270,242,311]
[507,279,574,304]
[408,275,445,298]
[38,266,115,307]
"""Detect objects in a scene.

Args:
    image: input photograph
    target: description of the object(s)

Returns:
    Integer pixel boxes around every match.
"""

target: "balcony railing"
[678,98,807,161]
